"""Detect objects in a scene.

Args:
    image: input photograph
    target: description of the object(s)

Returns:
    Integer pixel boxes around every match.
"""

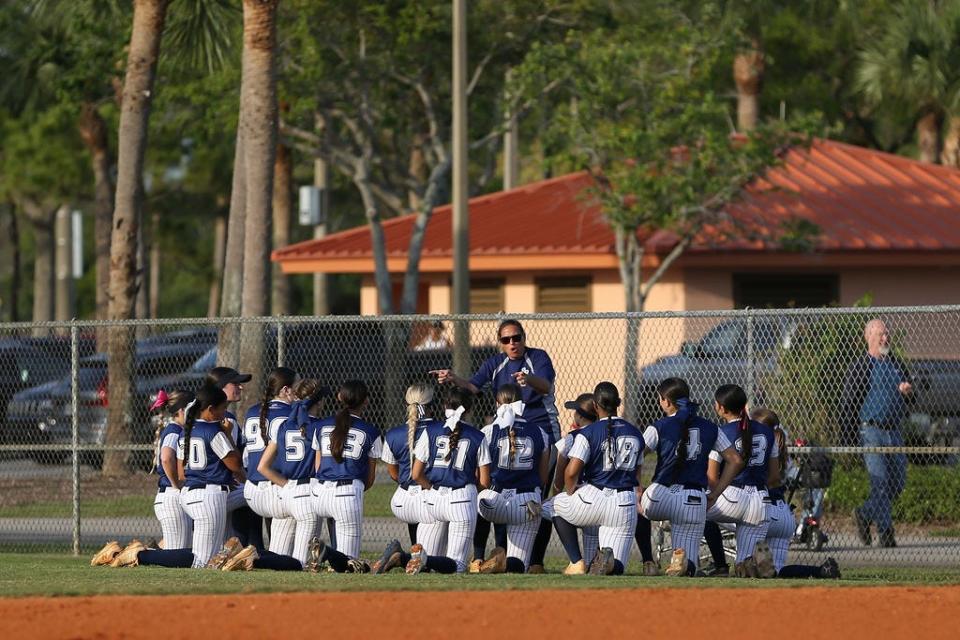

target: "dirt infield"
[2,586,958,639]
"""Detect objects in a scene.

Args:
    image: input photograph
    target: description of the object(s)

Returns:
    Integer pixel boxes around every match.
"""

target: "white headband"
[444,406,466,431]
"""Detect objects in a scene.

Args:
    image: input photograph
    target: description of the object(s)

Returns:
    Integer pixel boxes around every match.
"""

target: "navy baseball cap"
[207,366,252,388]
[564,393,597,422]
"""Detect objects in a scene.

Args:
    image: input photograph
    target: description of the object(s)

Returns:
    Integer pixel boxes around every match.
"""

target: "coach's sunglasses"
[499,334,524,345]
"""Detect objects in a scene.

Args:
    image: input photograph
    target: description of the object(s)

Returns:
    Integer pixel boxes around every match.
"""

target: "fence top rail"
[2,304,960,331]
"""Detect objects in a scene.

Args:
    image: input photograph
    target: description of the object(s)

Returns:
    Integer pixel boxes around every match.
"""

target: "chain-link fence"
[1,307,958,569]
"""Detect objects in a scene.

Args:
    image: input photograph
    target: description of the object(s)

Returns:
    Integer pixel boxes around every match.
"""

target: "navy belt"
[493,485,539,494]
[186,483,228,491]
[435,483,467,490]
[682,483,705,491]
[337,479,354,486]
[730,482,765,490]
[294,478,312,485]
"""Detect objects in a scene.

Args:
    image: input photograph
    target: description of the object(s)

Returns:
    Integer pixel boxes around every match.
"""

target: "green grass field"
[2,554,959,598]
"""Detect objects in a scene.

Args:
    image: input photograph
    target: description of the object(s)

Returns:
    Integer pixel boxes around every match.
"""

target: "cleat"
[405,544,427,575]
[736,556,759,578]
[479,547,507,574]
[642,560,660,576]
[562,559,587,575]
[145,538,161,551]
[704,564,730,577]
[221,545,258,571]
[819,557,841,579]
[753,541,776,578]
[853,509,872,546]
[588,547,614,576]
[205,536,243,569]
[91,541,122,567]
[468,558,482,574]
[347,558,371,573]
[527,564,546,575]
[305,537,328,573]
[110,540,146,568]
[373,539,403,575]
[664,548,687,576]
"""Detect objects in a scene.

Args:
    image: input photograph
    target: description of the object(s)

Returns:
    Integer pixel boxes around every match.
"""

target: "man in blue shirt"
[841,319,912,548]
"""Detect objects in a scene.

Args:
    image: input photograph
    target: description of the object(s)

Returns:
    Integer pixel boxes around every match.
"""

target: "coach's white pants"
[541,495,598,565]
[554,484,637,568]
[181,485,227,568]
[154,488,192,550]
[477,488,541,568]
[391,485,447,555]
[766,498,794,572]
[279,479,319,566]
[313,479,365,559]
[244,479,296,556]
[707,485,769,562]
[425,485,478,573]
[641,483,707,570]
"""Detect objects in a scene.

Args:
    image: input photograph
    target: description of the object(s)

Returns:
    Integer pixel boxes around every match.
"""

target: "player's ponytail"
[593,382,622,466]
[181,385,226,466]
[150,389,193,466]
[658,378,696,483]
[716,384,750,462]
[292,379,326,439]
[751,408,786,476]
[495,383,523,462]
[330,380,368,463]
[444,387,474,461]
[260,367,297,444]
[405,382,435,465]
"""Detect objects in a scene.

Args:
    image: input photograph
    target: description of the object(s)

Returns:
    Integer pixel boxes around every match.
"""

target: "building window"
[536,277,591,312]
[470,279,504,313]
[732,273,838,309]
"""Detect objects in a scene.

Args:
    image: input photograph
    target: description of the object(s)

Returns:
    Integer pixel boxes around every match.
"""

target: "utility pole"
[503,68,520,190]
[452,0,470,373]
[313,157,330,316]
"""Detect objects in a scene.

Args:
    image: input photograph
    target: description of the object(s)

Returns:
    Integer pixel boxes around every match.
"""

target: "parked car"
[5,341,212,467]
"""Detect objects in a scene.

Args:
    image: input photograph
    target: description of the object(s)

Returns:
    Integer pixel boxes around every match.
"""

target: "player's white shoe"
[405,544,427,575]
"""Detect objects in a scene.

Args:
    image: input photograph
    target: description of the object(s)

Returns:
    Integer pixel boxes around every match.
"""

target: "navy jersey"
[177,420,236,487]
[567,417,644,490]
[469,348,559,432]
[414,421,492,489]
[644,413,731,489]
[381,419,441,486]
[483,420,549,490]
[155,422,183,489]
[242,400,292,482]
[312,415,383,482]
[273,413,321,481]
[714,419,779,488]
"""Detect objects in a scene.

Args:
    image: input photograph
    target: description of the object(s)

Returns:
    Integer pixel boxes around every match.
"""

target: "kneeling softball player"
[552,382,643,575]
[150,389,194,550]
[405,389,492,574]
[474,383,550,573]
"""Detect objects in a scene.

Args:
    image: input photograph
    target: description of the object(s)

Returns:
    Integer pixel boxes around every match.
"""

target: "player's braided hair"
[716,384,751,462]
[292,378,324,438]
[593,382,622,466]
[330,380,368,463]
[259,367,297,445]
[657,377,696,483]
[152,389,194,465]
[405,382,435,465]
[495,383,523,462]
[751,407,786,476]
[182,385,227,469]
[444,387,474,461]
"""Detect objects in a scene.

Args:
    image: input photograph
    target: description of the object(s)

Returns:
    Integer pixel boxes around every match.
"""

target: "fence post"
[745,309,755,402]
[70,322,80,556]
[277,319,285,367]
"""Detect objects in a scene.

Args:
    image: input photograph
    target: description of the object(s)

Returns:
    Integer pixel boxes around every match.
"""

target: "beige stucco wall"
[840,267,960,307]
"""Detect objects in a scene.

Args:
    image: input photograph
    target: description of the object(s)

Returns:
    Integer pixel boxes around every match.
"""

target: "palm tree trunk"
[217,123,245,368]
[917,111,942,164]
[733,38,765,132]
[271,141,292,316]
[149,210,160,318]
[400,158,450,314]
[238,0,279,397]
[208,215,227,317]
[8,204,21,321]
[105,0,170,476]
[54,204,75,325]
[18,198,55,335]
[77,102,113,347]
[941,115,960,166]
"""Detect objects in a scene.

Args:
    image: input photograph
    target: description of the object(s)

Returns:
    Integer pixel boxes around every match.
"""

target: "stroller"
[786,438,835,551]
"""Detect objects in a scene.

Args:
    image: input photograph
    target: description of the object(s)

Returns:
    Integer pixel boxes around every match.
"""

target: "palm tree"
[734,37,765,131]
[856,0,960,164]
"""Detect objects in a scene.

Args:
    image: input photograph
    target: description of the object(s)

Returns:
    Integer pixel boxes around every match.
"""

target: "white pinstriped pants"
[707,485,769,562]
[153,488,192,550]
[641,483,708,570]
[279,479,320,566]
[313,479,365,559]
[541,496,598,566]
[554,484,637,568]
[424,485,478,573]
[765,498,795,572]
[477,488,541,568]
[244,480,296,556]
[390,485,447,556]
[180,485,227,568]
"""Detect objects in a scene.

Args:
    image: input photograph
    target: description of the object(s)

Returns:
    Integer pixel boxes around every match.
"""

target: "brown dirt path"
[2,586,957,640]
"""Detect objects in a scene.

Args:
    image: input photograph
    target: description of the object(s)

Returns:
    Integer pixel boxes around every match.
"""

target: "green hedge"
[824,464,960,523]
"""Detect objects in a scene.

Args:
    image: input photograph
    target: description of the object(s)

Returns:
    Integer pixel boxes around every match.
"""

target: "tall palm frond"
[165,0,241,73]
